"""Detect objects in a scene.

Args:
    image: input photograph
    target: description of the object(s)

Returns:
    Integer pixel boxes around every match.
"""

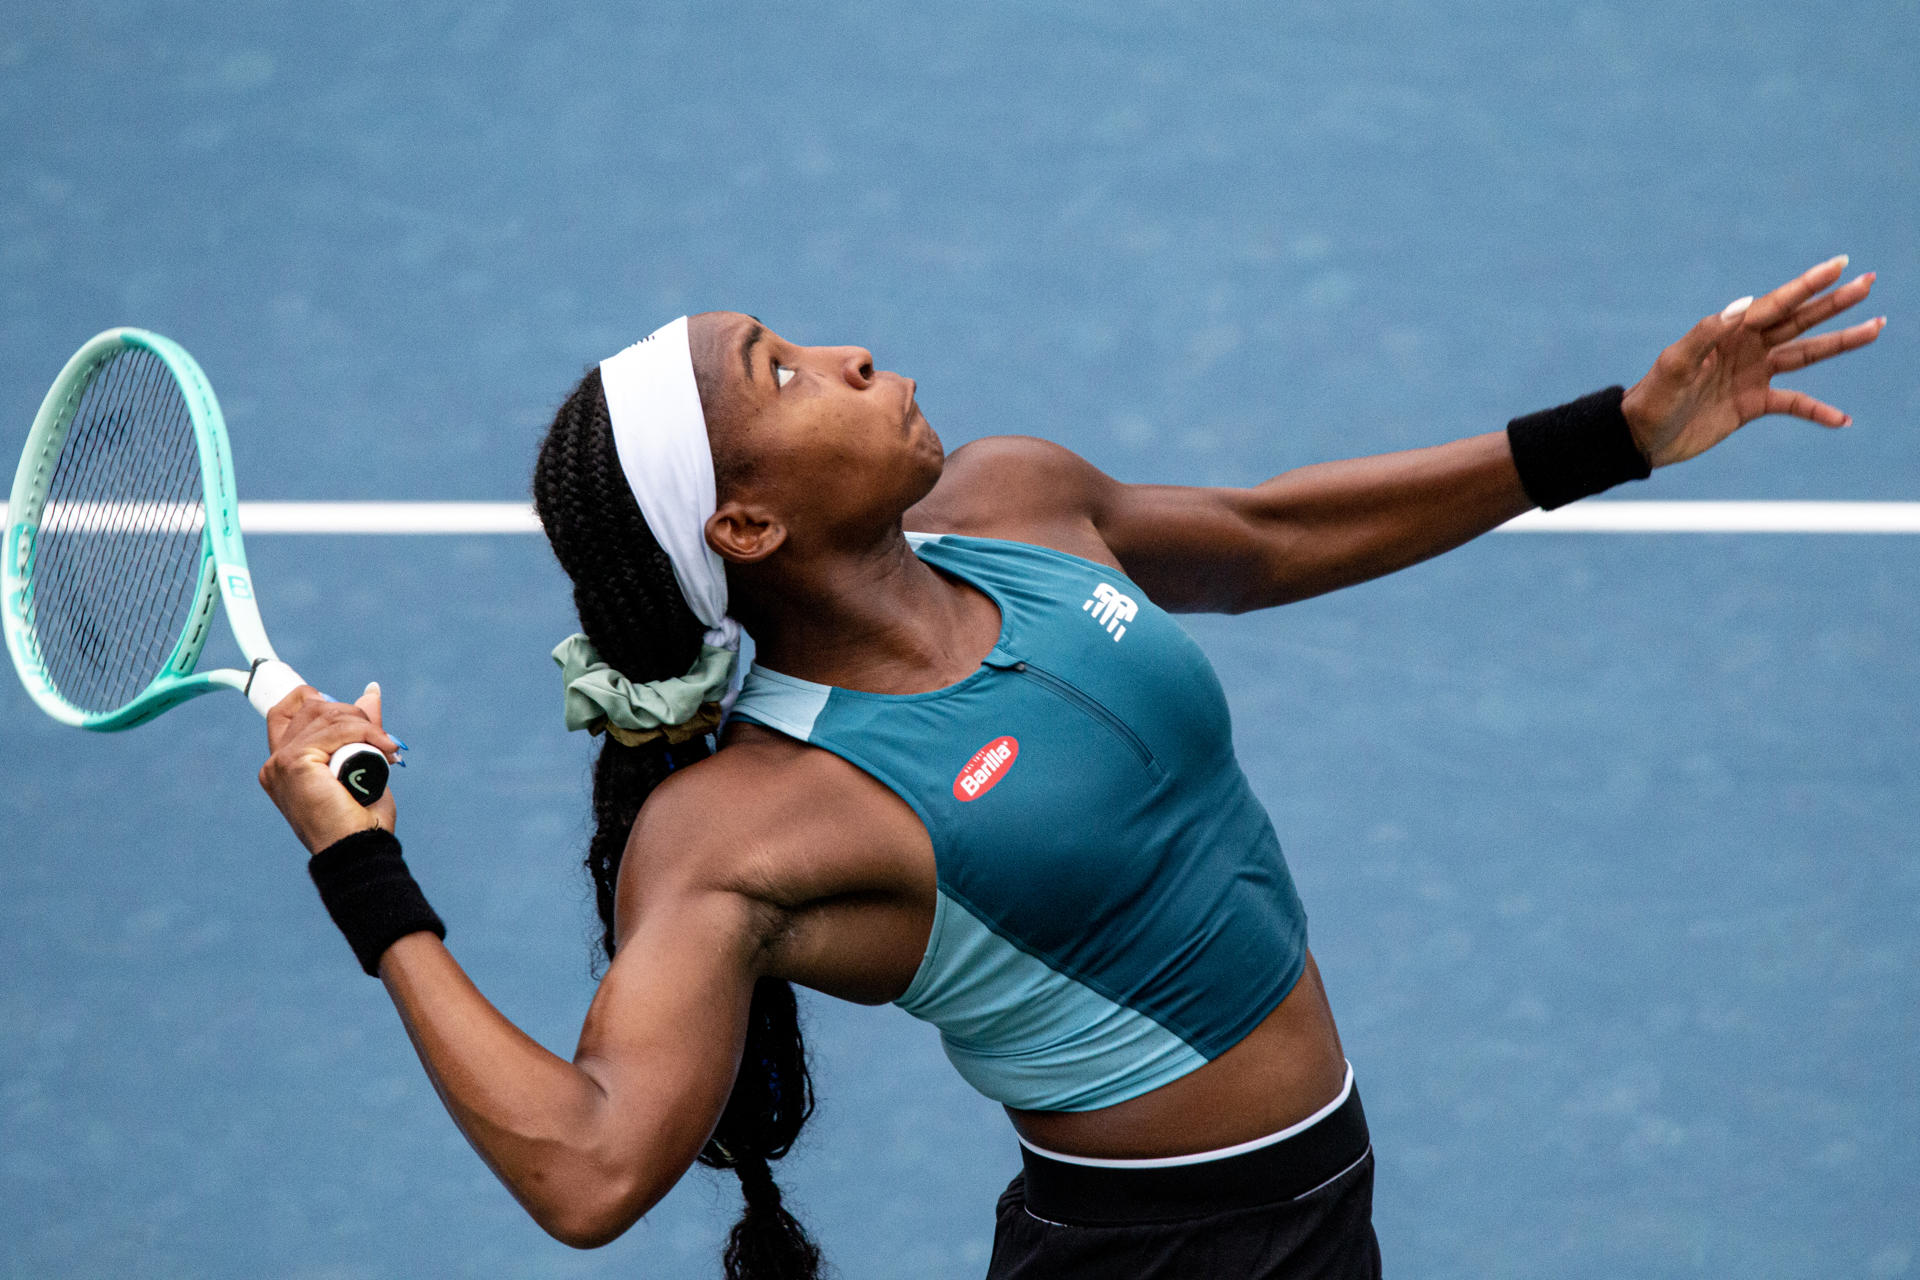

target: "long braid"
[533,367,820,1280]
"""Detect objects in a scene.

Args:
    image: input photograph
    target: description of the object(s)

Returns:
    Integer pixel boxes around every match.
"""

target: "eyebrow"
[739,319,767,385]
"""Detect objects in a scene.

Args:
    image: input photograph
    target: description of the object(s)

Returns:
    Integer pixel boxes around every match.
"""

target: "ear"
[706,499,787,565]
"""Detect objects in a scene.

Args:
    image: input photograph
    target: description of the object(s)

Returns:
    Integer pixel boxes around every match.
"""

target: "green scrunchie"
[552,633,736,747]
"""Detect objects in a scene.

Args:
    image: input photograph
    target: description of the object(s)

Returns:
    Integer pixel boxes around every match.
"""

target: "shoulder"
[615,727,931,927]
[926,434,1115,514]
[946,433,1099,475]
[908,434,1120,551]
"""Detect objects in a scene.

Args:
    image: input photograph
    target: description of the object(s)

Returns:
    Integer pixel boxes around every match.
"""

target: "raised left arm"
[933,258,1882,613]
[921,426,1534,612]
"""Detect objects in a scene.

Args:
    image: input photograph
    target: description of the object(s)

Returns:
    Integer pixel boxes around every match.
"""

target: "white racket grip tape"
[245,659,306,716]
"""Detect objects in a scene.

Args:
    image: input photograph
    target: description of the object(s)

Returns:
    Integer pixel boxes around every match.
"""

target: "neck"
[731,528,998,694]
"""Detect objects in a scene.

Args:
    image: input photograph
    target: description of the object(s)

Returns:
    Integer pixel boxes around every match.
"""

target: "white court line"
[1500,501,1920,533]
[0,501,541,534]
[3,501,1919,535]
[236,502,543,534]
[237,500,1920,535]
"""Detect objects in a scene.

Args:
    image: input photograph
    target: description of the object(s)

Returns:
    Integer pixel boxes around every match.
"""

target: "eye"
[774,363,796,389]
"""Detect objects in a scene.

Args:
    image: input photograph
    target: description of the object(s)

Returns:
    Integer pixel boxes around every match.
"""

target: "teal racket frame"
[4,327,278,730]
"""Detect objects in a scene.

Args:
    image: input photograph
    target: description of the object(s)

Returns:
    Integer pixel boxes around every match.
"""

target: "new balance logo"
[953,736,1019,801]
[1083,583,1137,641]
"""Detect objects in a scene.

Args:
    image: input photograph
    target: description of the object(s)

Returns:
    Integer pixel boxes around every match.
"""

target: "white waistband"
[1017,1060,1355,1170]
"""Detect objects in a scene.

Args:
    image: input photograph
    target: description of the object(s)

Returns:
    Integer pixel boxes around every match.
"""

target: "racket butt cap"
[328,744,390,807]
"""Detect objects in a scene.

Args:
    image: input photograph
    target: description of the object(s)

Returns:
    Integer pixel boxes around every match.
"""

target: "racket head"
[4,328,254,730]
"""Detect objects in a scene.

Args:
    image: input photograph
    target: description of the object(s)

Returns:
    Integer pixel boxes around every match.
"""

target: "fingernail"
[365,681,380,697]
[396,738,409,752]
[1721,296,1754,319]
[1832,254,1850,269]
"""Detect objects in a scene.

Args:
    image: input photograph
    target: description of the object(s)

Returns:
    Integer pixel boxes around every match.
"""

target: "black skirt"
[986,1079,1381,1279]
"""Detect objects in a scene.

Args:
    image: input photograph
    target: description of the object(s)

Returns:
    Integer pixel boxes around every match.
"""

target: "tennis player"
[260,256,1881,1279]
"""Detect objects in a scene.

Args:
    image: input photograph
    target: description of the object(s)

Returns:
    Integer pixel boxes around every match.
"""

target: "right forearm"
[270,700,749,1249]
[376,933,649,1247]
[302,832,636,1234]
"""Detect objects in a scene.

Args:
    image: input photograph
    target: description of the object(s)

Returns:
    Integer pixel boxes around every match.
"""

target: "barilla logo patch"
[953,736,1019,802]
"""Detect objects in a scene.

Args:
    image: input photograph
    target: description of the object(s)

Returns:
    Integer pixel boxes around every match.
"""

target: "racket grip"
[328,744,390,807]
[247,659,391,806]
[245,659,307,716]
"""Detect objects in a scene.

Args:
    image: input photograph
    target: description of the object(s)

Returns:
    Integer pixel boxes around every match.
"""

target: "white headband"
[599,316,741,653]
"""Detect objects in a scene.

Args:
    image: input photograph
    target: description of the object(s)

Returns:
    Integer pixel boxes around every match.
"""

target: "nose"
[837,347,875,388]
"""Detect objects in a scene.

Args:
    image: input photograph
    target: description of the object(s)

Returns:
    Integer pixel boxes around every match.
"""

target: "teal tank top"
[727,534,1309,1112]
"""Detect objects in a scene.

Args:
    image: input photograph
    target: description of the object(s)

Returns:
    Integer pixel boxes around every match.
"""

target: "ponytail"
[534,366,821,1279]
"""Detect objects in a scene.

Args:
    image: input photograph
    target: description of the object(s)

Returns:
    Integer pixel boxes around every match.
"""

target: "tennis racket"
[4,327,390,805]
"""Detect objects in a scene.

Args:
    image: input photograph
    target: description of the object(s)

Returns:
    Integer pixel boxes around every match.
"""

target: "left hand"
[1622,256,1886,468]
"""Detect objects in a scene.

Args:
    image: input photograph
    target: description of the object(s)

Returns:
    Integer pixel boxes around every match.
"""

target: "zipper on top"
[1010,659,1160,775]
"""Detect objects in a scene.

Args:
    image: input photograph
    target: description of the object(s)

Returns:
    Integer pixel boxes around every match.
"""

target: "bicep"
[1092,480,1281,613]
[920,435,1273,610]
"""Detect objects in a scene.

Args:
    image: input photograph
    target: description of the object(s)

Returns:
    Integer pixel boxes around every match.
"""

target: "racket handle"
[245,659,308,715]
[246,659,391,806]
[328,743,390,807]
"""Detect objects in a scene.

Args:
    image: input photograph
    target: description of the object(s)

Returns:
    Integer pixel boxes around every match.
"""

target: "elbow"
[544,1215,629,1252]
[537,1192,643,1251]
[488,1086,683,1249]
[528,1168,661,1251]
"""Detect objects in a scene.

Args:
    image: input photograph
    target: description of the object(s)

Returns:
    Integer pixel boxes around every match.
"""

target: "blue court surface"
[3,3,1915,1277]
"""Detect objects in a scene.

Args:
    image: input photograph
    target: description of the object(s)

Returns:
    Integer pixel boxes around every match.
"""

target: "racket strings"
[40,354,201,708]
[30,348,207,713]
[70,353,207,701]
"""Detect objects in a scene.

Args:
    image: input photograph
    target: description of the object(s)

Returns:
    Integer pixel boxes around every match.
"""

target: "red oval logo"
[953,735,1019,802]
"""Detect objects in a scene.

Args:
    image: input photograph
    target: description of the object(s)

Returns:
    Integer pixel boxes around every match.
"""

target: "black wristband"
[308,827,445,976]
[1506,385,1650,511]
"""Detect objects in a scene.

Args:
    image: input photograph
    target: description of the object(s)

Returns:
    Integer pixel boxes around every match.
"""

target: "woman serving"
[260,256,1883,1279]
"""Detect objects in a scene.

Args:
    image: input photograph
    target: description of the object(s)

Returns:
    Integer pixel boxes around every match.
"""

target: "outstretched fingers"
[1763,271,1877,345]
[1764,386,1852,428]
[1769,314,1887,373]
[1741,255,1850,331]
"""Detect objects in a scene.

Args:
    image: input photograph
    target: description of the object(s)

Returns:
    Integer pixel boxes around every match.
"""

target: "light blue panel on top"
[896,890,1208,1112]
[730,666,832,741]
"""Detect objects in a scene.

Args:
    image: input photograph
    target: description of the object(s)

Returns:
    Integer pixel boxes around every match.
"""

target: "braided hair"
[532,365,821,1280]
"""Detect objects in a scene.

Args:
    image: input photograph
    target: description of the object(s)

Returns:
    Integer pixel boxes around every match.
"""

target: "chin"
[914,419,946,478]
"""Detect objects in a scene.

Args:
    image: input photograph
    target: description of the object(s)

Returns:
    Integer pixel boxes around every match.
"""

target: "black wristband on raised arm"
[308,827,445,976]
[1505,385,1650,511]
